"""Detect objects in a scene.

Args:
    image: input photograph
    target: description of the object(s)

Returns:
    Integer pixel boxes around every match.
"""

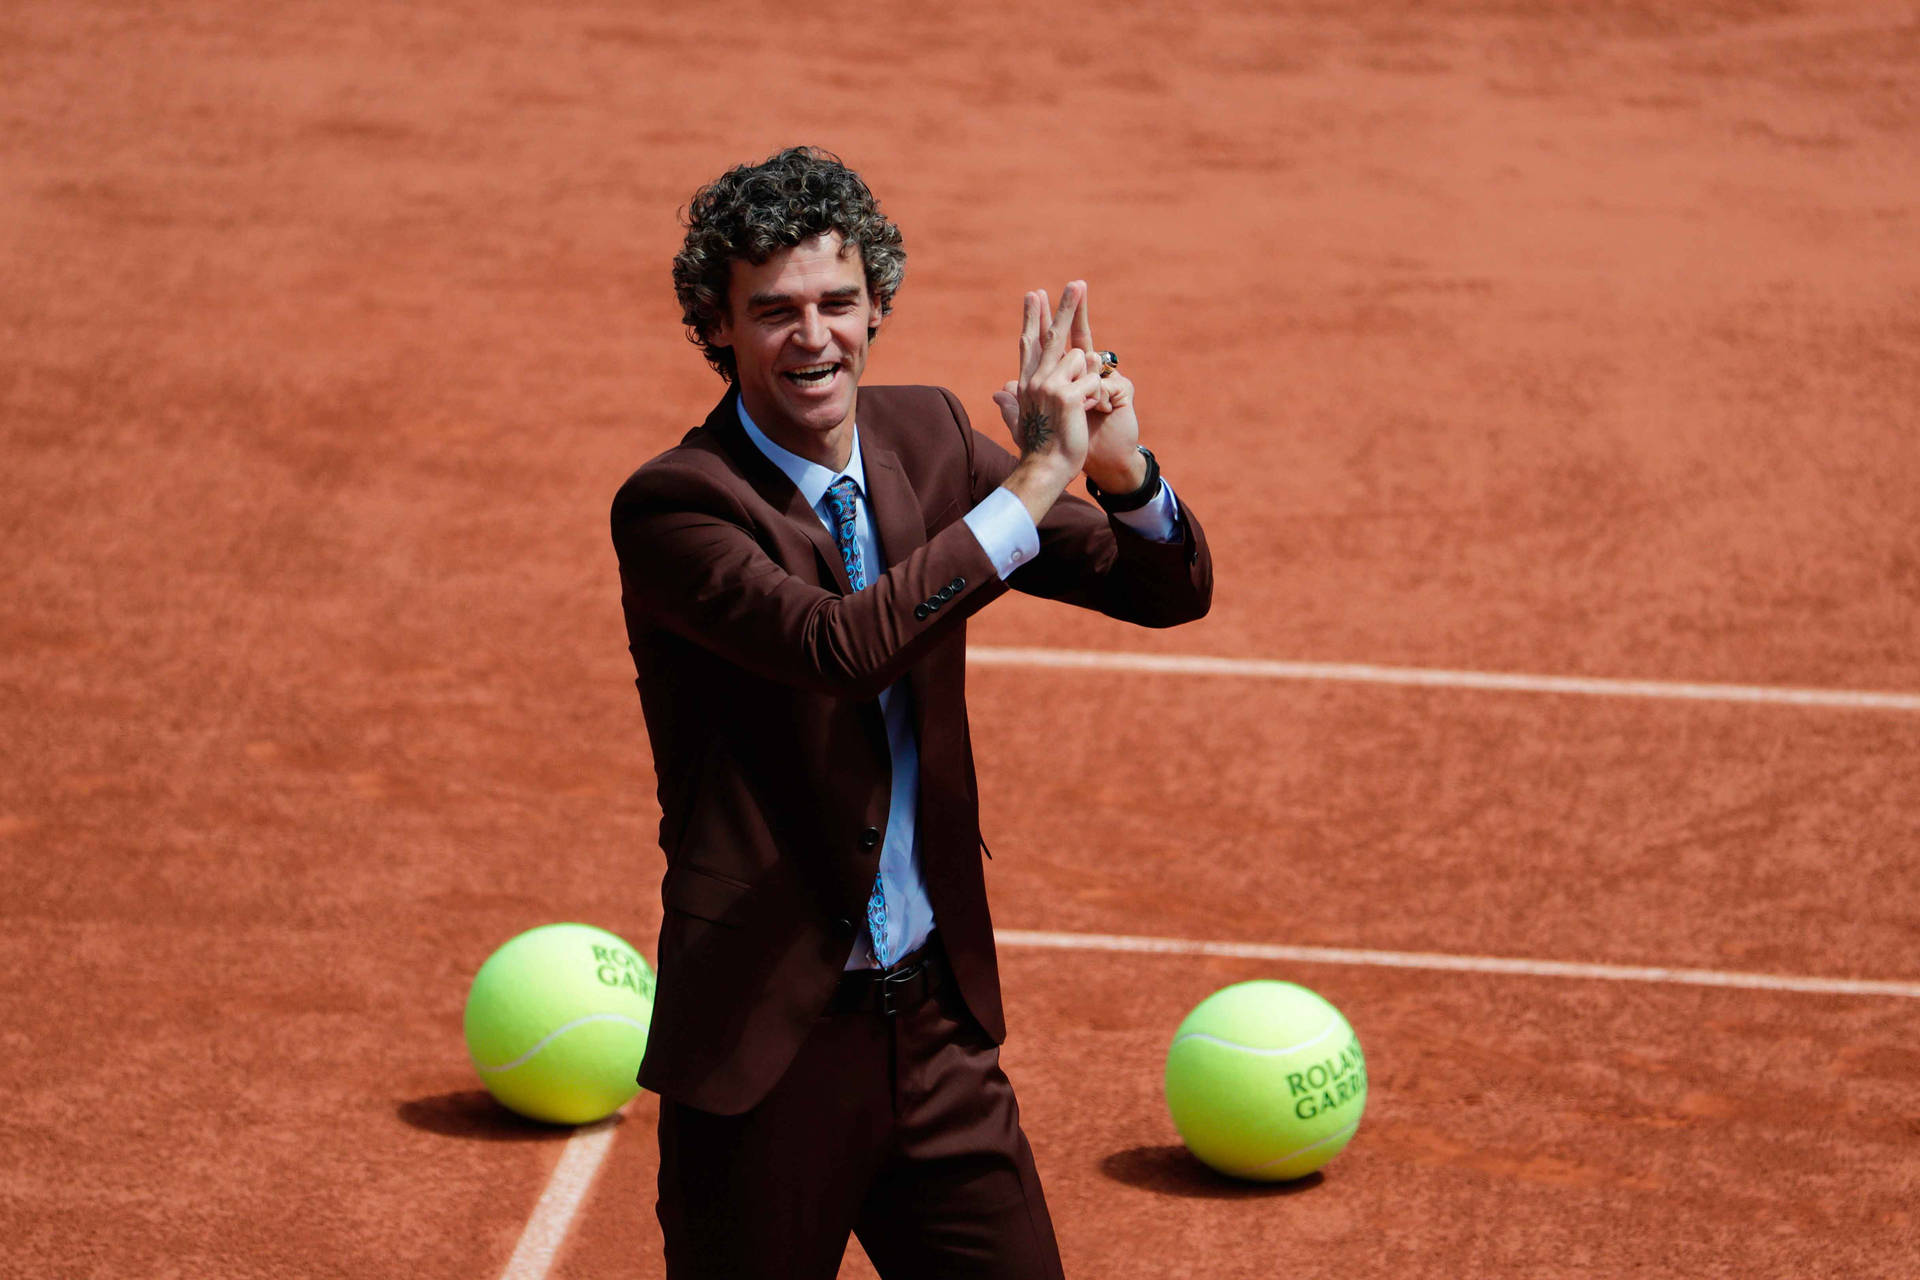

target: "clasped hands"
[991,281,1149,498]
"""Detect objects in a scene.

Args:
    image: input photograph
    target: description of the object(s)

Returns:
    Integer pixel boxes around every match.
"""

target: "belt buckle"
[878,962,919,1016]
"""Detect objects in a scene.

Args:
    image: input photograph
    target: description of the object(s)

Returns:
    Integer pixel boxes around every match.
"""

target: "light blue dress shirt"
[737,398,1181,968]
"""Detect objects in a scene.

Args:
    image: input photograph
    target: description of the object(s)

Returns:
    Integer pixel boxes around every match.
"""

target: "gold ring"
[1097,350,1118,378]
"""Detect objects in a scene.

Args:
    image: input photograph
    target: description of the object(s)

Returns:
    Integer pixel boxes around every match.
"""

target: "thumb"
[992,381,1020,428]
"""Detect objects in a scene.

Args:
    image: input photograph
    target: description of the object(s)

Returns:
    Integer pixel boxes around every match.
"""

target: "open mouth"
[782,362,840,389]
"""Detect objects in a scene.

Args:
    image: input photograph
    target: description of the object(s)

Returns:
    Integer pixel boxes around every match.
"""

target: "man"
[611,146,1212,1279]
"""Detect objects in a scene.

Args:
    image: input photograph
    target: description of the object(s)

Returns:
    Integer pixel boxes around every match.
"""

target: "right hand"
[992,283,1101,476]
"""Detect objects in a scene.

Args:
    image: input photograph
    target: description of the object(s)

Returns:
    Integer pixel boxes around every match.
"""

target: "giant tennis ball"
[1164,980,1367,1181]
[463,922,655,1125]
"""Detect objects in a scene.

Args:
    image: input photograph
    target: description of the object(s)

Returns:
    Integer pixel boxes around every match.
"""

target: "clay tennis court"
[6,1,1918,1276]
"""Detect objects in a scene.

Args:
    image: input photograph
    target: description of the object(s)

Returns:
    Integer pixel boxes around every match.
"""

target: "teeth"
[787,364,836,381]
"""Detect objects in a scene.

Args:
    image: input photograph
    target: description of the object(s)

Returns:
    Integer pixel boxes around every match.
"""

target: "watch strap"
[1085,446,1162,514]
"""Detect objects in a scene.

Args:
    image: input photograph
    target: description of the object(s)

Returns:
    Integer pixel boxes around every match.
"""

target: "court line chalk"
[995,929,1920,999]
[497,1116,620,1280]
[967,646,1920,713]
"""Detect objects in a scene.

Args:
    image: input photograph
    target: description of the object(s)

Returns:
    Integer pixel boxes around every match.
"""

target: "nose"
[794,305,829,352]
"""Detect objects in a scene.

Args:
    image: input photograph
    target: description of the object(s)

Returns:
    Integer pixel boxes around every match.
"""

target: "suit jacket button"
[950,577,965,591]
[830,916,855,937]
[924,597,941,611]
[914,604,930,620]
[858,826,881,850]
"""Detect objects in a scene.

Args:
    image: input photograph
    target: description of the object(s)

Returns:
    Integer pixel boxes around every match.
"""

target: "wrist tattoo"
[1020,407,1053,453]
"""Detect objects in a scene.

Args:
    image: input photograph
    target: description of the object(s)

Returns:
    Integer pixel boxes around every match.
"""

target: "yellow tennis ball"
[1164,980,1368,1181]
[463,922,655,1125]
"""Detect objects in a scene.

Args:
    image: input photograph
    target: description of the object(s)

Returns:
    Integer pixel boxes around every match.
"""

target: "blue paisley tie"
[824,476,890,966]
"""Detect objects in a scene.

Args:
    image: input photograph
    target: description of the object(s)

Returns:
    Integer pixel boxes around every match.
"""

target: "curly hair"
[672,146,906,382]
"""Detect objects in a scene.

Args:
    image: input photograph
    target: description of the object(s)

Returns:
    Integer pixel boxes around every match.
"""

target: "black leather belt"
[827,935,949,1016]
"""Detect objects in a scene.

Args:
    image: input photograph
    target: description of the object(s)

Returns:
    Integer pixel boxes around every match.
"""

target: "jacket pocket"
[661,863,752,926]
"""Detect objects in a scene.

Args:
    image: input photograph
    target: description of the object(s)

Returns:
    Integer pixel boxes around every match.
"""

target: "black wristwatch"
[1085,446,1162,514]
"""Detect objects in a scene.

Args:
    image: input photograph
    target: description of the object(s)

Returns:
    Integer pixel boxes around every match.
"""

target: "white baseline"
[497,1117,620,1280]
[967,646,1920,713]
[996,929,1920,999]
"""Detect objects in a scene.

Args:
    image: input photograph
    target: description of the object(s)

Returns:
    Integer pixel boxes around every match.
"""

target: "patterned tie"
[823,476,890,966]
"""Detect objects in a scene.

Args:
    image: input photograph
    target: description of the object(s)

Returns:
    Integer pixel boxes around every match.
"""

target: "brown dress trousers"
[655,938,1063,1279]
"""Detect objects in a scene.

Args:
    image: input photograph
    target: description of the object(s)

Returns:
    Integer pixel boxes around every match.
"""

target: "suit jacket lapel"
[862,443,933,723]
[706,390,853,595]
[862,446,927,589]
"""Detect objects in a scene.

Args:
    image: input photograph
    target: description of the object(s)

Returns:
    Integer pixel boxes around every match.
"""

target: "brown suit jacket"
[611,384,1212,1114]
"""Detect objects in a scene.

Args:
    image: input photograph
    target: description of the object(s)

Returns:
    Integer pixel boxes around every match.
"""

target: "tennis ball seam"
[1169,1018,1340,1057]
[471,1012,651,1074]
[1247,1117,1362,1174]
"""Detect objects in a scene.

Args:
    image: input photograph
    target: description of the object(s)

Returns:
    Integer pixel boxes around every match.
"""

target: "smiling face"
[708,232,883,469]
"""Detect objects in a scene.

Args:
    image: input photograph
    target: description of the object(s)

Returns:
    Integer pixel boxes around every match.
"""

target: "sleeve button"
[858,827,881,850]
[914,604,930,620]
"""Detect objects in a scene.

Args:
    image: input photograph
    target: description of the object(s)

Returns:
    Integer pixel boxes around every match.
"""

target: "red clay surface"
[5,2,1918,1277]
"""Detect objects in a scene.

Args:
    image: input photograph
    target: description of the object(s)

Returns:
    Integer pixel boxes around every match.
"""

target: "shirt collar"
[736,397,866,511]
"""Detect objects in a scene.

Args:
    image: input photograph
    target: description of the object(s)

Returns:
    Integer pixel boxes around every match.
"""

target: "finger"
[1042,283,1081,365]
[1019,292,1043,379]
[1070,280,1094,352]
[1065,358,1103,400]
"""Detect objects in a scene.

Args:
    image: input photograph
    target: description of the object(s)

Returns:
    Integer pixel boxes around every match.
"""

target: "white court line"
[967,646,1920,712]
[497,1116,620,1280]
[996,929,1920,999]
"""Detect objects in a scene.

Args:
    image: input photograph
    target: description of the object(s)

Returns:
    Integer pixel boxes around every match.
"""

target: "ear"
[707,308,734,349]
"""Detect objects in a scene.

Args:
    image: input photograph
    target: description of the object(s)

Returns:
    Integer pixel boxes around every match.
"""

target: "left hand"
[994,281,1147,494]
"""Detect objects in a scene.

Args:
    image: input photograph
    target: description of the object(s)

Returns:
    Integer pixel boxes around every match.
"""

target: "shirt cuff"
[963,486,1041,580]
[1111,478,1182,544]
